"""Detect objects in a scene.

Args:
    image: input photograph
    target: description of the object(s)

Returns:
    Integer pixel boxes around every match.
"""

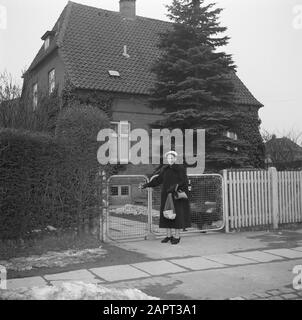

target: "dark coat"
[144,164,191,229]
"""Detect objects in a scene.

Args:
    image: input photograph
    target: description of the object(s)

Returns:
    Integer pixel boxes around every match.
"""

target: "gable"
[26,1,263,108]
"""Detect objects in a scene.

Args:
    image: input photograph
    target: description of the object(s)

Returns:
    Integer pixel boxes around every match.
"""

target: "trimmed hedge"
[0,105,110,240]
[0,129,72,239]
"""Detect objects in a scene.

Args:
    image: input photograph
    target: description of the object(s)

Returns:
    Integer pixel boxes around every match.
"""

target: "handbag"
[163,193,176,220]
[173,184,188,200]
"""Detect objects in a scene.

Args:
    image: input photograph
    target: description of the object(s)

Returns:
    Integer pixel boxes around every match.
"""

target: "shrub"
[55,103,110,168]
[55,104,111,233]
[0,128,73,239]
[0,104,110,240]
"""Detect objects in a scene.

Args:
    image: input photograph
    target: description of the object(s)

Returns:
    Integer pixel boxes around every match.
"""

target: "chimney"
[119,0,136,19]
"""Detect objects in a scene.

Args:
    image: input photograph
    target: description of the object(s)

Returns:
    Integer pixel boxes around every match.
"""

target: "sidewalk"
[3,229,302,300]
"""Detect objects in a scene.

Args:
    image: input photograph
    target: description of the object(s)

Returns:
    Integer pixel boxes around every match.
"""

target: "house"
[265,135,302,170]
[22,0,264,203]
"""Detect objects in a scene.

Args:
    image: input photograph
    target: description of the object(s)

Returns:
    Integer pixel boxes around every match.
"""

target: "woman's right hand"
[139,183,147,190]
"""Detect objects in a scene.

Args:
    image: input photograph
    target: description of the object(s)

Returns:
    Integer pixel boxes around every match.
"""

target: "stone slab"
[264,249,302,259]
[132,260,186,276]
[89,265,150,282]
[7,277,47,290]
[50,279,103,286]
[203,253,257,266]
[44,269,96,281]
[233,250,284,263]
[169,257,225,271]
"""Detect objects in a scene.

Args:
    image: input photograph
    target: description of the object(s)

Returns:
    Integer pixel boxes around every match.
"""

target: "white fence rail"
[278,171,302,224]
[223,168,302,232]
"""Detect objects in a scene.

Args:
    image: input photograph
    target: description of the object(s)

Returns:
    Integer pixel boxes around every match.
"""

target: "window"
[44,37,50,50]
[110,121,131,164]
[224,131,238,152]
[48,69,55,94]
[110,186,119,196]
[108,70,120,77]
[225,131,238,141]
[33,83,38,110]
[121,186,130,196]
[110,185,130,197]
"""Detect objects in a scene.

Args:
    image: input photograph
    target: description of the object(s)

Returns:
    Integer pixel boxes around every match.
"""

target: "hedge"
[0,105,110,240]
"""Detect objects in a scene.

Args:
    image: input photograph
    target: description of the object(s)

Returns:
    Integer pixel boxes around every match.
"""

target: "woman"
[142,151,191,245]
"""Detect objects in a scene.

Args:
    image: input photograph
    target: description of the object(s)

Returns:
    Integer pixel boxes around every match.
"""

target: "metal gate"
[105,174,224,241]
[150,174,225,235]
[105,175,150,240]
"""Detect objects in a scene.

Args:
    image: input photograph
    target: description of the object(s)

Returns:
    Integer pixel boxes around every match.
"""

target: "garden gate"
[104,174,224,241]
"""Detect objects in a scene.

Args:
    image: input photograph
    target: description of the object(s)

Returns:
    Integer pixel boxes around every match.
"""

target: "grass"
[0,230,102,261]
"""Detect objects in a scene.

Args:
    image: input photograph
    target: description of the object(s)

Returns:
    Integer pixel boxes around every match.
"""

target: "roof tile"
[28,1,263,107]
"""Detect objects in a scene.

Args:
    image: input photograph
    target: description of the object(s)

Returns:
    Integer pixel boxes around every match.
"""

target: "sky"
[0,0,301,136]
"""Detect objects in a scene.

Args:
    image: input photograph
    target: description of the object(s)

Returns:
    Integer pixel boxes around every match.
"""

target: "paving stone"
[44,269,96,281]
[254,292,271,298]
[132,260,186,276]
[7,277,47,290]
[244,294,259,300]
[281,293,299,300]
[89,265,150,282]
[234,251,284,263]
[267,289,281,296]
[203,254,256,266]
[267,296,284,300]
[264,249,302,259]
[50,279,103,286]
[279,287,295,294]
[169,257,225,271]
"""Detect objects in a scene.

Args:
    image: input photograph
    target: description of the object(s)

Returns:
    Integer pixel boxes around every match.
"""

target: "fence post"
[269,167,279,229]
[222,170,230,233]
[100,170,108,242]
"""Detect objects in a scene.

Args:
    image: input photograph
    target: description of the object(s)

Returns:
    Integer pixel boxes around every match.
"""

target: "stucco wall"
[111,95,163,176]
[23,48,66,102]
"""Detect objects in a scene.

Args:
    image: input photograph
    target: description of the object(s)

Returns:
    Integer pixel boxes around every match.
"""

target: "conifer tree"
[151,0,255,171]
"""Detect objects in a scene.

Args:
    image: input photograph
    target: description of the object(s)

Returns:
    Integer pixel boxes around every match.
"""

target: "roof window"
[108,70,120,77]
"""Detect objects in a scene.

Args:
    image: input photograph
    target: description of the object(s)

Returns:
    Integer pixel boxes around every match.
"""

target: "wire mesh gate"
[150,174,225,235]
[105,174,224,241]
[105,175,150,240]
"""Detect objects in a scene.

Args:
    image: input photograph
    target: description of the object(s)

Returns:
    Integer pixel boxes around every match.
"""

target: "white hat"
[164,151,178,158]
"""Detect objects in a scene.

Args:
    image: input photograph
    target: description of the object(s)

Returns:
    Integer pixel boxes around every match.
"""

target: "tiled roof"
[28,1,263,107]
[266,137,302,161]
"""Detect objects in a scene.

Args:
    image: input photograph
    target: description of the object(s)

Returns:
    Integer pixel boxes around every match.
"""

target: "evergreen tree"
[150,0,256,171]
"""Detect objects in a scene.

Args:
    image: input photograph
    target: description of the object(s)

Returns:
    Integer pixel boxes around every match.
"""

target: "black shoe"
[171,237,181,245]
[161,236,172,243]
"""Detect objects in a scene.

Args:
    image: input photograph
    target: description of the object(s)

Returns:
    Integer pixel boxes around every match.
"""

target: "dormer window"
[108,70,120,77]
[44,37,50,50]
[41,30,55,51]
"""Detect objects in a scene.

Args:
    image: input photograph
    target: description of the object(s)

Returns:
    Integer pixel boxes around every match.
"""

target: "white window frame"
[48,69,56,94]
[110,121,131,164]
[33,83,38,110]
[225,131,238,141]
[225,131,238,152]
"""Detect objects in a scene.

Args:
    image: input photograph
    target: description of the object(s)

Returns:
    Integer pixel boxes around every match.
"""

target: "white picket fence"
[223,168,302,232]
